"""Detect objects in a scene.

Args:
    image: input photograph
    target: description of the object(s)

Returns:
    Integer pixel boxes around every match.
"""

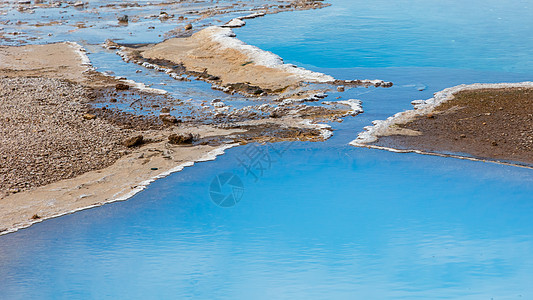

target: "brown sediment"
[0,42,91,84]
[360,86,533,166]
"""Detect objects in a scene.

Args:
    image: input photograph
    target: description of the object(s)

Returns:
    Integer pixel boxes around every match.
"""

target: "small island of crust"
[351,83,533,167]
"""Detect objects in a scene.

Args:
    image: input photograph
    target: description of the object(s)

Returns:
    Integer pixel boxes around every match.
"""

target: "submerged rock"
[118,15,129,23]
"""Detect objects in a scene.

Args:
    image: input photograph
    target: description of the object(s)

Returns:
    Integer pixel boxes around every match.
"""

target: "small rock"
[160,107,170,113]
[184,23,192,30]
[159,113,180,125]
[115,83,129,90]
[159,12,172,20]
[168,133,194,145]
[337,86,345,92]
[119,150,130,156]
[123,135,143,147]
[118,15,129,23]
[460,134,467,138]
[270,111,282,118]
[491,140,498,146]
[73,1,84,7]
[83,113,96,120]
[150,167,159,171]
[31,214,40,220]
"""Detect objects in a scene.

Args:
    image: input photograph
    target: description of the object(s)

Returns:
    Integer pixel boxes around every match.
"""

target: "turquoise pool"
[1,0,532,299]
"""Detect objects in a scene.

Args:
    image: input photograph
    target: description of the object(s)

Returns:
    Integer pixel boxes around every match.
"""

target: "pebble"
[117,15,128,23]
[83,113,97,120]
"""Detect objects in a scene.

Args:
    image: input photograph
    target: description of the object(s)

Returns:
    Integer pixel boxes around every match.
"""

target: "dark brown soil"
[375,87,533,165]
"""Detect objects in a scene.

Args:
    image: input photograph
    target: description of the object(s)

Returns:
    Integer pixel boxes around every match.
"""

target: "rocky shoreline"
[0,38,356,235]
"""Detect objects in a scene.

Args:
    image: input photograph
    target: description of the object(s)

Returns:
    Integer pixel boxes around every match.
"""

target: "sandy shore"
[351,82,533,167]
[0,42,91,83]
[140,26,334,92]
[116,27,391,97]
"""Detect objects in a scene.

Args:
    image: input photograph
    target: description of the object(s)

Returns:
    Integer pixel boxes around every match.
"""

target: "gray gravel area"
[0,76,134,196]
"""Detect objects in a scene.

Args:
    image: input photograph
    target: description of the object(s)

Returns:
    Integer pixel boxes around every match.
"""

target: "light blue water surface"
[1,0,533,299]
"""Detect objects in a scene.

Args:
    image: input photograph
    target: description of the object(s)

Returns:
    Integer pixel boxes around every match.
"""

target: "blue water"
[1,0,533,299]
[236,0,533,74]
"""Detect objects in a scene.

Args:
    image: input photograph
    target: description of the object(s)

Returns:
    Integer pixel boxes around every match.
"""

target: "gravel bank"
[0,77,134,196]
